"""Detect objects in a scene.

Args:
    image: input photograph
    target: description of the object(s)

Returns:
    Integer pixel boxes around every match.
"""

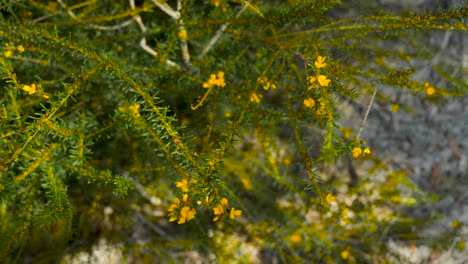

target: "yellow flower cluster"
[303,98,315,108]
[22,83,49,99]
[175,178,197,193]
[308,56,331,89]
[212,197,242,222]
[250,91,262,104]
[424,82,436,96]
[118,103,140,117]
[257,76,277,90]
[3,43,25,58]
[303,55,331,109]
[352,146,371,158]
[178,29,188,40]
[203,71,226,89]
[168,194,197,224]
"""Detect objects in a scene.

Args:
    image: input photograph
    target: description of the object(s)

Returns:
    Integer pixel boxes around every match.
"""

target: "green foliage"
[0,0,466,262]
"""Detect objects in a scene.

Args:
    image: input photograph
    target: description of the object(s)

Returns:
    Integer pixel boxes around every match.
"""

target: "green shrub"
[0,0,466,262]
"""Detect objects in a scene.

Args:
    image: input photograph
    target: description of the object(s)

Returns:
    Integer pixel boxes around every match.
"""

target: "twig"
[356,88,377,140]
[129,0,179,68]
[150,0,180,19]
[56,0,77,19]
[177,0,190,65]
[198,4,249,59]
[92,20,134,31]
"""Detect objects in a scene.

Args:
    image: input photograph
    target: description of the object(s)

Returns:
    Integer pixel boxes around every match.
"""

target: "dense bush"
[0,0,466,263]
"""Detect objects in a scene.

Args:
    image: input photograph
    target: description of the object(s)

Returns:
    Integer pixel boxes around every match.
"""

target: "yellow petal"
[317,75,331,87]
[326,193,336,203]
[352,147,362,158]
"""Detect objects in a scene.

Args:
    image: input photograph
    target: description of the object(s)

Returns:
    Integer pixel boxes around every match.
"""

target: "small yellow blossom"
[363,147,371,155]
[303,98,315,108]
[168,194,196,224]
[178,29,188,40]
[229,207,242,219]
[424,82,436,96]
[42,93,50,99]
[17,45,25,52]
[314,56,327,68]
[213,197,228,221]
[341,249,350,260]
[290,233,301,244]
[203,71,225,88]
[391,104,400,112]
[317,75,331,87]
[168,197,181,213]
[212,0,221,7]
[176,179,189,192]
[426,87,435,96]
[250,92,262,104]
[352,147,362,158]
[22,84,37,94]
[4,50,12,58]
[326,193,336,203]
[178,206,196,224]
[257,76,277,90]
[130,104,140,117]
[307,75,317,85]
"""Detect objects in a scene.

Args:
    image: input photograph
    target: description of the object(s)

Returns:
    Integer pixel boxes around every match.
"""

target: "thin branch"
[177,0,190,65]
[356,88,377,140]
[198,4,249,59]
[56,0,78,19]
[92,20,134,31]
[150,0,180,19]
[129,0,179,68]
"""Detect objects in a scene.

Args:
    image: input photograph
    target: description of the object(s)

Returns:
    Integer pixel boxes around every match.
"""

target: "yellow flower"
[130,104,140,117]
[250,92,262,104]
[391,104,400,112]
[229,208,242,219]
[363,147,371,155]
[179,206,196,224]
[326,193,336,203]
[307,75,317,85]
[352,147,362,158]
[168,197,181,213]
[257,76,277,90]
[314,56,327,68]
[178,29,188,40]
[303,98,315,108]
[203,71,225,88]
[176,179,189,192]
[17,45,25,52]
[341,249,350,260]
[42,93,50,99]
[425,82,435,96]
[317,75,331,87]
[290,233,301,244]
[22,84,37,94]
[4,50,12,58]
[426,87,435,96]
[213,198,230,221]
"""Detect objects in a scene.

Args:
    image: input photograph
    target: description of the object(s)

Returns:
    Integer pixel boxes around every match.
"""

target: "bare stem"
[356,88,377,140]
